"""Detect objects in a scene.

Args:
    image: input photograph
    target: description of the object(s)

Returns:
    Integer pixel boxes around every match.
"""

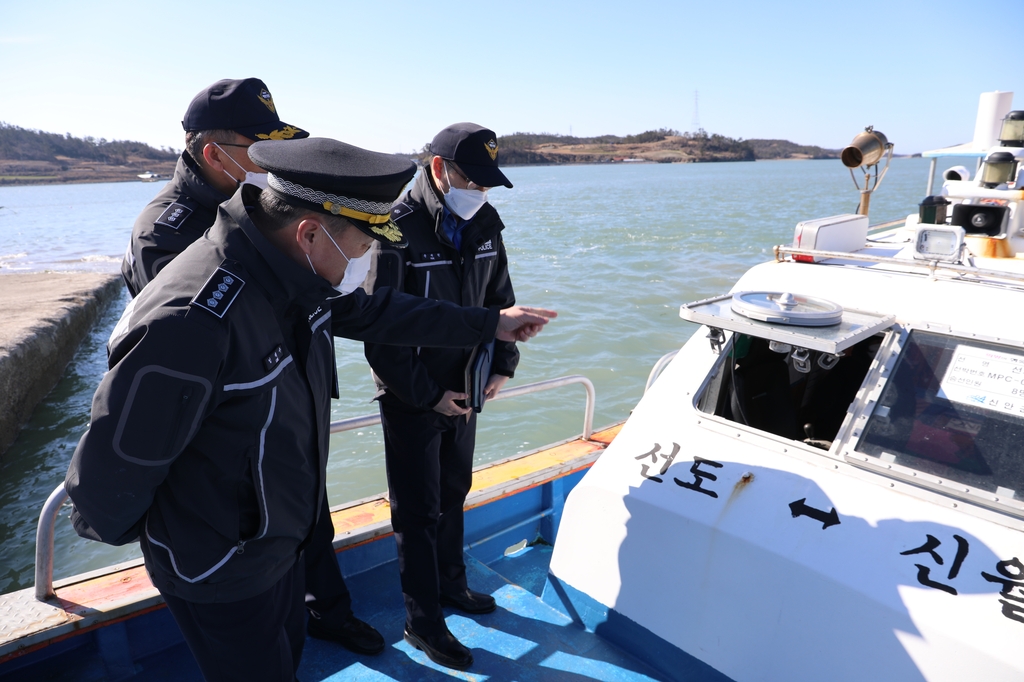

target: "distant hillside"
[745,139,839,160]
[411,129,753,166]
[1,123,178,185]
[414,129,837,166]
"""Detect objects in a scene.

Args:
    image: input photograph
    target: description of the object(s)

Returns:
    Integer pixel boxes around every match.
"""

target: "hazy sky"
[2,0,1019,155]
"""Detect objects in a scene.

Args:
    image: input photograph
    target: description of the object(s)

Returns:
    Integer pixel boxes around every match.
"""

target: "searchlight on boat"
[841,126,894,217]
[998,110,1024,147]
[979,150,1018,188]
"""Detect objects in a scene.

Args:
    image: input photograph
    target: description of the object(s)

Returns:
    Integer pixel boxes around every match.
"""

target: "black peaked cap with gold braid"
[249,137,415,248]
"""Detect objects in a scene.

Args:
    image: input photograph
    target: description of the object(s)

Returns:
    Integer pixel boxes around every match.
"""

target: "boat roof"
[922,142,987,158]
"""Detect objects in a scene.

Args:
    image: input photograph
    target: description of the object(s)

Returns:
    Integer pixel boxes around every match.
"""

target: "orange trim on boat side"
[588,423,622,445]
[331,498,392,536]
[0,423,623,664]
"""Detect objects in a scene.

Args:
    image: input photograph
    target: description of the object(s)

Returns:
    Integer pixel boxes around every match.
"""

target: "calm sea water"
[0,157,966,593]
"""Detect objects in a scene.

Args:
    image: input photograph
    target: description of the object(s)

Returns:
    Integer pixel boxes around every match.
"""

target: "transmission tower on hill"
[691,90,700,132]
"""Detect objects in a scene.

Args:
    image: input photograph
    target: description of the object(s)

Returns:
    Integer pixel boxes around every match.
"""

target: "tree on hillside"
[0,123,179,163]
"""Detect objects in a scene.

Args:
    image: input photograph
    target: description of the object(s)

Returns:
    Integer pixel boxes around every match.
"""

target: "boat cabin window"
[855,331,1024,497]
[698,333,883,448]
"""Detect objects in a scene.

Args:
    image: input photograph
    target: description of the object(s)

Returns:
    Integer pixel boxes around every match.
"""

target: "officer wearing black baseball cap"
[121,83,394,658]
[429,122,513,189]
[182,77,308,142]
[364,123,520,670]
[122,77,309,298]
[73,134,555,681]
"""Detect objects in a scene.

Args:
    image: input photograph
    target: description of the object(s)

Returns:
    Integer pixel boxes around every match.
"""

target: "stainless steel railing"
[35,374,596,601]
[331,374,596,439]
[644,350,678,393]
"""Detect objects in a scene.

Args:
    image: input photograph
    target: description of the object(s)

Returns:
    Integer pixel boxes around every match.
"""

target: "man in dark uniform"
[119,78,388,655]
[121,77,308,298]
[364,123,518,670]
[67,137,555,681]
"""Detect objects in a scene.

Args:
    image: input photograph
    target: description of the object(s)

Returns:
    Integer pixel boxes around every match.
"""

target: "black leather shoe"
[307,613,385,655]
[404,626,473,670]
[440,588,496,614]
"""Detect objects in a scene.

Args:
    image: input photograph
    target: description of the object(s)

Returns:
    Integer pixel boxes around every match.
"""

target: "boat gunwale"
[0,423,624,664]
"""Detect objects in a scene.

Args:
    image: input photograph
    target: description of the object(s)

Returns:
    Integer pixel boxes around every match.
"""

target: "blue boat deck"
[0,425,673,682]
[1,543,666,682]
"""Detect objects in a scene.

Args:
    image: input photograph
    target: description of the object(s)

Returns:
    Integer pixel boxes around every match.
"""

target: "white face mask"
[213,142,268,189]
[442,163,488,220]
[306,223,373,295]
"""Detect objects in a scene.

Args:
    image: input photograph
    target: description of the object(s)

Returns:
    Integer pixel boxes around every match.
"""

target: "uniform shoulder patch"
[390,202,415,221]
[264,344,286,372]
[190,267,245,318]
[155,202,193,230]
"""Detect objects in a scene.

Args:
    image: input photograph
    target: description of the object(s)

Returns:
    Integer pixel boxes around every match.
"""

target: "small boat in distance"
[136,171,165,182]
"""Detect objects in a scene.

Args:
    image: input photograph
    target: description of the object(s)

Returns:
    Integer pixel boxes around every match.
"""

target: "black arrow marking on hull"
[789,498,841,529]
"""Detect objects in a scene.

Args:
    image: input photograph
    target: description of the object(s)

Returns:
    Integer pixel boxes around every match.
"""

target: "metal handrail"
[774,244,1024,286]
[644,350,679,393]
[330,374,596,439]
[35,375,596,601]
[35,484,68,600]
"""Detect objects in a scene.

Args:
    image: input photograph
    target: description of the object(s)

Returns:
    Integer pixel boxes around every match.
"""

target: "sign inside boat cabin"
[939,345,1024,418]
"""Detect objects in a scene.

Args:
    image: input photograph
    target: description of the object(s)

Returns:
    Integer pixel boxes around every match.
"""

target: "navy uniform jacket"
[67,186,499,603]
[121,152,229,298]
[364,170,518,410]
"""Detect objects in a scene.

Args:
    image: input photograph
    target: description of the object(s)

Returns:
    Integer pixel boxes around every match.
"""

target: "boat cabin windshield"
[698,333,884,449]
[856,331,1024,497]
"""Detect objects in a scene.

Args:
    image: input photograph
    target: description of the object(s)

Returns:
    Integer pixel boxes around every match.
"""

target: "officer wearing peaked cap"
[120,78,387,657]
[121,77,309,298]
[68,136,555,681]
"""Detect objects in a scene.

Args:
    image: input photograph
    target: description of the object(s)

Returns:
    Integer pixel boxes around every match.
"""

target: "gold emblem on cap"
[485,138,498,161]
[371,222,404,243]
[256,125,303,140]
[258,88,277,114]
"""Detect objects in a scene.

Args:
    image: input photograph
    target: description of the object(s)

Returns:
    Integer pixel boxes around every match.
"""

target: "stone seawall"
[0,273,123,456]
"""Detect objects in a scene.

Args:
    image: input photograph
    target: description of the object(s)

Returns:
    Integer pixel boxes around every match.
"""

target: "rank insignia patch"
[485,138,498,161]
[264,344,286,372]
[390,202,414,221]
[190,268,245,318]
[155,203,193,230]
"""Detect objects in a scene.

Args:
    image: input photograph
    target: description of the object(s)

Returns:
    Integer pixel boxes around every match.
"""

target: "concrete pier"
[0,273,123,456]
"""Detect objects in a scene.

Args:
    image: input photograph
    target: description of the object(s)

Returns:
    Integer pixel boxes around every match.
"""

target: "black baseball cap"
[249,137,416,247]
[430,122,512,189]
[182,78,309,142]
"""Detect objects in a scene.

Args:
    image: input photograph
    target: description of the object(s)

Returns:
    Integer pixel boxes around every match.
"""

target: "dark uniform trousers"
[162,555,306,682]
[380,402,477,635]
[304,491,352,623]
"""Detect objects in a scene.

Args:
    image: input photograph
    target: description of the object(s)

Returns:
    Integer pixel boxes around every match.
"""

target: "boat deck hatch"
[681,293,895,355]
[697,331,886,448]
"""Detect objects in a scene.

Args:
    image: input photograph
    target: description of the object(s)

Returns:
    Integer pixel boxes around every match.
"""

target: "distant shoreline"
[0,156,854,188]
[0,154,931,188]
[0,158,177,188]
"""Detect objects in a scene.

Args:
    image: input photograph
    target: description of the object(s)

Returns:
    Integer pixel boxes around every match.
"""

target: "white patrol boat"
[546,92,1024,681]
